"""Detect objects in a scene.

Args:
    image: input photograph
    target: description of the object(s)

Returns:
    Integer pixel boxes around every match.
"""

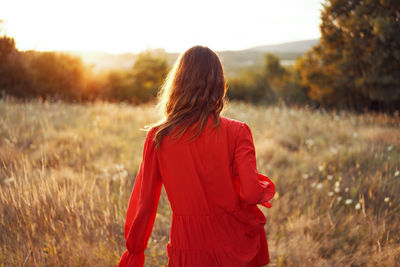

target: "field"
[0,99,399,266]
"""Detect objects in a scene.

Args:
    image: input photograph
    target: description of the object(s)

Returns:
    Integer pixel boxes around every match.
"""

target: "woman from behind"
[118,45,275,267]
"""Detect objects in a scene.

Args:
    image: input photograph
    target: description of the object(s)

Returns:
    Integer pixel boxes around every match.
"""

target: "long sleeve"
[118,129,162,267]
[233,122,275,207]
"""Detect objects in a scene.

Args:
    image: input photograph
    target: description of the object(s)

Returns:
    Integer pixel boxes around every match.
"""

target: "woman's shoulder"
[142,125,159,145]
[219,116,253,142]
[220,116,248,129]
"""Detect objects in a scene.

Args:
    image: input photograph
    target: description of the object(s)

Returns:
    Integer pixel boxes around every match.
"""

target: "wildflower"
[355,203,361,210]
[334,181,341,193]
[345,187,349,193]
[120,170,128,178]
[305,139,315,148]
[316,183,323,190]
[384,197,390,203]
[311,182,316,188]
[319,165,324,172]
[4,177,15,183]
[387,145,393,151]
[114,164,125,171]
[302,173,309,179]
[328,192,334,197]
[337,196,343,202]
[395,171,399,177]
[345,199,353,205]
[327,174,333,180]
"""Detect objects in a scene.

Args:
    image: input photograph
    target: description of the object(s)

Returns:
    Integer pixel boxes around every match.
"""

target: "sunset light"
[1,0,323,53]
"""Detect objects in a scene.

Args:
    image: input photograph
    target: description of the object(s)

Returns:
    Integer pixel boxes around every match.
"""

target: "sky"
[0,0,324,54]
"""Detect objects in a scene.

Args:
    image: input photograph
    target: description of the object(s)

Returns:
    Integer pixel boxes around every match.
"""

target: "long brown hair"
[150,46,227,149]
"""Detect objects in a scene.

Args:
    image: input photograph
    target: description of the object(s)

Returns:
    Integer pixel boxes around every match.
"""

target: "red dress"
[118,115,276,267]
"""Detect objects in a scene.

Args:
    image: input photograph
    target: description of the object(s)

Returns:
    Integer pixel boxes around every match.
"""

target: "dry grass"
[0,99,399,266]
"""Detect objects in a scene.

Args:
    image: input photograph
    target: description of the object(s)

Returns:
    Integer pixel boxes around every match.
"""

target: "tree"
[264,53,311,105]
[106,50,169,103]
[0,34,32,98]
[298,0,400,111]
[130,50,169,103]
[227,67,277,104]
[24,51,87,100]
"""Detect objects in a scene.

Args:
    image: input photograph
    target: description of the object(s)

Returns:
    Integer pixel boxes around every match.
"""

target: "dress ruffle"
[166,205,269,267]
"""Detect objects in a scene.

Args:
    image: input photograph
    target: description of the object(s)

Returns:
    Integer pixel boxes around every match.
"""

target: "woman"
[118,46,275,267]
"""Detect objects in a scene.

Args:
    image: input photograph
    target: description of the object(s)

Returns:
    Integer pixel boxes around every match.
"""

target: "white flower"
[334,187,340,193]
[120,170,128,178]
[302,173,309,179]
[337,196,343,202]
[319,165,324,172]
[328,192,334,197]
[355,203,361,210]
[335,181,340,188]
[311,182,316,188]
[316,183,323,190]
[345,199,353,205]
[384,197,390,203]
[345,187,349,193]
[114,164,125,171]
[4,177,15,183]
[305,139,315,147]
[327,174,333,180]
[395,171,399,177]
[387,145,393,151]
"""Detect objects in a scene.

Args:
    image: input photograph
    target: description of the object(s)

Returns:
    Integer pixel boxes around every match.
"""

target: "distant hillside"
[218,39,319,76]
[249,39,319,53]
[66,39,320,77]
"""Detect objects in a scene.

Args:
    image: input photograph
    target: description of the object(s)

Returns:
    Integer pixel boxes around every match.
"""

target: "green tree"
[298,0,400,111]
[264,53,311,105]
[227,67,277,104]
[106,50,169,103]
[228,53,312,105]
[130,50,169,103]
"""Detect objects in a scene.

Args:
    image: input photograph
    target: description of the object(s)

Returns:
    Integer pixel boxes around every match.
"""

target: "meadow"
[0,98,399,266]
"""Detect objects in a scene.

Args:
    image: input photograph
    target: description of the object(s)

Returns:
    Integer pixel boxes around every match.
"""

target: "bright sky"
[0,0,324,54]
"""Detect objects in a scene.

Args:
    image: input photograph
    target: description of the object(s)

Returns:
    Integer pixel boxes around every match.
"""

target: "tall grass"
[0,99,399,266]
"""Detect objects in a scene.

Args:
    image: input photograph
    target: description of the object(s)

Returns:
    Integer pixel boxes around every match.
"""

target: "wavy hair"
[150,46,227,149]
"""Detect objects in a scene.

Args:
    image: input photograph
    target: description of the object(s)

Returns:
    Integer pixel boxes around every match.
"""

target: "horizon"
[0,0,323,54]
[37,38,320,56]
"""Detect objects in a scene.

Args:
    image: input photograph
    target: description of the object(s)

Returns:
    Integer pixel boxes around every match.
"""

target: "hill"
[66,39,319,76]
[249,39,319,53]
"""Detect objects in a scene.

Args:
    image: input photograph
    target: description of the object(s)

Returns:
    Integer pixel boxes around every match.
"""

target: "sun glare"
[1,0,322,54]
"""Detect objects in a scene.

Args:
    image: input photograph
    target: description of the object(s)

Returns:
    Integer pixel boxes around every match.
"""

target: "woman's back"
[158,115,274,266]
[159,115,239,215]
